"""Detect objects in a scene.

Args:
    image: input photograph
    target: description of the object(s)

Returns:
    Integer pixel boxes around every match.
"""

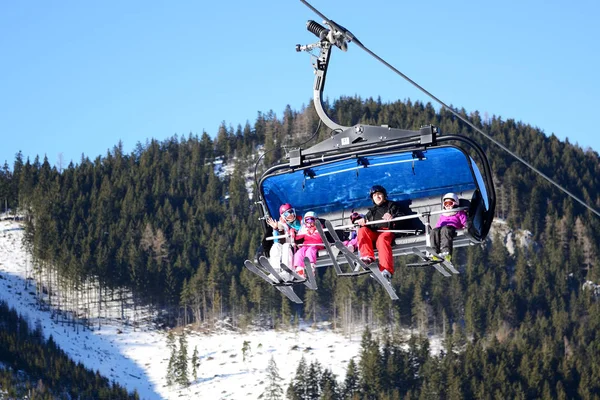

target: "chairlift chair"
[243,7,496,302]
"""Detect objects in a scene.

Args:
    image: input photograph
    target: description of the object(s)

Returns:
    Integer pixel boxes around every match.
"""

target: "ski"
[315,219,344,275]
[244,259,275,283]
[244,260,303,303]
[336,242,399,300]
[325,221,398,300]
[279,262,306,282]
[322,220,370,277]
[277,285,303,304]
[258,256,288,282]
[303,257,318,290]
[425,247,459,274]
[410,247,451,277]
[280,262,317,290]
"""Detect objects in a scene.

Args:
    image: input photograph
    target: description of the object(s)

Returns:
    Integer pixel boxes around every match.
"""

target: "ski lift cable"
[300,0,600,219]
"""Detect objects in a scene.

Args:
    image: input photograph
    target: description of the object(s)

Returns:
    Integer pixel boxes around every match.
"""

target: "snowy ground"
[0,219,367,399]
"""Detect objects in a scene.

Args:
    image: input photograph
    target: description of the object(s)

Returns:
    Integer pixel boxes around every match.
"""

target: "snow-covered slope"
[0,218,363,399]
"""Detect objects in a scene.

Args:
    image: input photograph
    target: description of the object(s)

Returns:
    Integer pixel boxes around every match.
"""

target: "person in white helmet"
[291,211,325,278]
[431,193,467,262]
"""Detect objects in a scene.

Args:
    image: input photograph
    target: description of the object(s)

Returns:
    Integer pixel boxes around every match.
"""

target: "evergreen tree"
[191,346,199,381]
[342,358,360,399]
[305,360,322,399]
[287,356,308,400]
[0,161,11,213]
[358,327,382,398]
[263,356,284,400]
[166,331,177,386]
[319,368,339,400]
[242,340,251,362]
[176,332,189,387]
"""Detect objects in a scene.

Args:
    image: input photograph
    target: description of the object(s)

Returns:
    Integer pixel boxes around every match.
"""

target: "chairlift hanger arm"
[300,0,360,47]
[297,20,345,132]
[296,16,439,167]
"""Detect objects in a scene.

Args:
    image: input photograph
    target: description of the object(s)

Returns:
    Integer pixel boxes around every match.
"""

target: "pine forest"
[1,97,600,398]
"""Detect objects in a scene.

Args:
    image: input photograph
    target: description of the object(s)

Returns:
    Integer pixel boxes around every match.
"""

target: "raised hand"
[266,216,278,229]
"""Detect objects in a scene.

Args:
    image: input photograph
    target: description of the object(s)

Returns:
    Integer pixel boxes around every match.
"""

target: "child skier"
[431,193,467,262]
[266,203,302,278]
[343,212,363,253]
[292,211,325,278]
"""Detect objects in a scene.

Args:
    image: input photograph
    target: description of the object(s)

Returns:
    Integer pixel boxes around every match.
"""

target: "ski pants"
[343,237,358,251]
[357,227,395,274]
[431,226,457,255]
[269,242,294,272]
[293,245,319,269]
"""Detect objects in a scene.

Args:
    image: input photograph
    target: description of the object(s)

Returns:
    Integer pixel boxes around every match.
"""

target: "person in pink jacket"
[292,211,325,278]
[431,193,468,262]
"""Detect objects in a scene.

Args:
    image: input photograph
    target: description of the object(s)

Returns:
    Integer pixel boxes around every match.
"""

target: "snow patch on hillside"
[583,281,600,297]
[489,219,536,255]
[213,149,264,200]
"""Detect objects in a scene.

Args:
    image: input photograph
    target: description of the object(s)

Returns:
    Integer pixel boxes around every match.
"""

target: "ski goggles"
[304,217,316,223]
[282,209,296,217]
[443,199,457,207]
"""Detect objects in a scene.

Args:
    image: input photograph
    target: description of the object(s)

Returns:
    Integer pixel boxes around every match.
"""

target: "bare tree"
[57,152,64,173]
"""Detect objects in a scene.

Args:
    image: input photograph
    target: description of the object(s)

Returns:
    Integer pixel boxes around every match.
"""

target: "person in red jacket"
[354,185,404,282]
[431,193,467,262]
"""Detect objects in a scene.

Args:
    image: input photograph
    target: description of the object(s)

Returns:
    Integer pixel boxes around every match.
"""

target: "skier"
[431,193,467,263]
[343,212,363,253]
[292,211,325,278]
[354,185,405,282]
[265,203,302,278]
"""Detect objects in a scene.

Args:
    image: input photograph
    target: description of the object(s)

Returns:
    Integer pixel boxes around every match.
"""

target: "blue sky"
[1,0,599,169]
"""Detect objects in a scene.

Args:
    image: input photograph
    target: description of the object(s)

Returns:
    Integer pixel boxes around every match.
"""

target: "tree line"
[281,320,600,400]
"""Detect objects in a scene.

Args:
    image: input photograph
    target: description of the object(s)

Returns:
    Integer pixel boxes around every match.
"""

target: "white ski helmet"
[304,211,318,221]
[442,193,459,205]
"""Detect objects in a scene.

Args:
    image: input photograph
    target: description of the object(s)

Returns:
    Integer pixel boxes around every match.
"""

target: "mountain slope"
[0,218,371,399]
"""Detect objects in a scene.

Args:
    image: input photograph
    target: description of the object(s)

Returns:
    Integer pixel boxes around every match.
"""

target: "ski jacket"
[435,210,467,229]
[295,224,324,248]
[364,200,404,230]
[273,216,302,243]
